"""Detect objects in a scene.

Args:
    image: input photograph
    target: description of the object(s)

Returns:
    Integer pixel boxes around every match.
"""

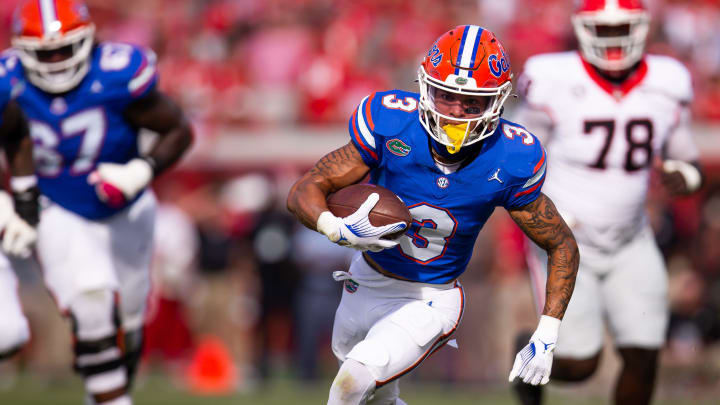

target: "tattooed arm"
[508,193,579,319]
[287,142,370,230]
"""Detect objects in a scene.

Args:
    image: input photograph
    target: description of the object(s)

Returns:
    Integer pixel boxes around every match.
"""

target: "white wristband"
[10,175,38,192]
[663,160,701,193]
[535,315,562,342]
[316,211,341,242]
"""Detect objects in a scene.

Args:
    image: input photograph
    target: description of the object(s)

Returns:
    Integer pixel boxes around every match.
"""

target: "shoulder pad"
[522,52,578,81]
[367,89,420,138]
[519,52,577,105]
[93,42,158,101]
[645,55,693,103]
[495,118,546,182]
[0,51,25,104]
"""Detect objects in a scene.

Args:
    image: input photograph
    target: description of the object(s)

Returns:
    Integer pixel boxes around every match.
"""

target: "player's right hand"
[0,191,37,258]
[88,158,154,208]
[316,193,407,252]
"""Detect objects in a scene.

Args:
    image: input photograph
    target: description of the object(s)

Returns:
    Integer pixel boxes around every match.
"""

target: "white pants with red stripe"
[331,252,464,394]
[526,225,668,358]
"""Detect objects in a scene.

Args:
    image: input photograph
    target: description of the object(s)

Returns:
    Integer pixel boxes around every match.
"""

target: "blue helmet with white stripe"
[418,25,513,154]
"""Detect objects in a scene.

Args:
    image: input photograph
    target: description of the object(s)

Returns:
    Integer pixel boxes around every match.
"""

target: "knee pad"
[346,340,390,368]
[328,359,377,405]
[0,318,30,358]
[69,290,119,341]
[69,290,128,401]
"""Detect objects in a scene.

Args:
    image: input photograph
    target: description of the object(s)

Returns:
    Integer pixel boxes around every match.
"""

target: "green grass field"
[1,373,716,405]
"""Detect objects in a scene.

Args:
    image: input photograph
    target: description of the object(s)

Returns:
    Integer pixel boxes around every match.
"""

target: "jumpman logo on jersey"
[488,168,503,184]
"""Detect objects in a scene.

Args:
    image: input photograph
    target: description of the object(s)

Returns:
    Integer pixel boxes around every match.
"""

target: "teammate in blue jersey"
[6,1,193,404]
[0,92,40,363]
[287,26,580,405]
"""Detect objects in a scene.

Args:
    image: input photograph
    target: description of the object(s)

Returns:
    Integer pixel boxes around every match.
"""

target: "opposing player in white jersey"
[511,1,703,405]
[0,97,41,363]
[4,1,194,404]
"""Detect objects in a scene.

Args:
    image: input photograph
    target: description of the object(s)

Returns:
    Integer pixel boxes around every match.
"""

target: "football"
[327,184,412,239]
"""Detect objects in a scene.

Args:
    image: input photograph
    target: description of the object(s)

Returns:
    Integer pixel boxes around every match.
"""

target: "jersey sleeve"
[663,62,699,162]
[0,57,14,123]
[514,57,556,142]
[348,93,382,168]
[503,142,547,209]
[101,43,159,106]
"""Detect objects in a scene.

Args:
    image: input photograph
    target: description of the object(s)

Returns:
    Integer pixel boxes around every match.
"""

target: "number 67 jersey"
[515,51,699,252]
[350,90,547,284]
[0,42,157,219]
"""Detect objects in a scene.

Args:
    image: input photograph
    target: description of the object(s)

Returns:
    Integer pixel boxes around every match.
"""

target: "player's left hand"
[653,158,685,196]
[88,158,153,208]
[654,157,701,196]
[509,315,561,386]
[2,215,37,258]
[0,191,37,258]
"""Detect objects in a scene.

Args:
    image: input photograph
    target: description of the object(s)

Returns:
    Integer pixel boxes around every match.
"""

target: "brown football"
[327,184,411,239]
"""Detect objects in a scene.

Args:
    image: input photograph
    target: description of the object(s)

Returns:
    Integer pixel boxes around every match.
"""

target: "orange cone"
[186,336,237,394]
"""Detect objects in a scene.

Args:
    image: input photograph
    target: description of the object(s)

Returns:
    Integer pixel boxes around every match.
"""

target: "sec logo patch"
[437,176,449,189]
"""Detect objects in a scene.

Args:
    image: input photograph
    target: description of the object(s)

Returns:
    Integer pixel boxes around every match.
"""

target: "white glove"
[88,158,153,208]
[509,315,561,386]
[0,191,37,258]
[3,215,37,258]
[316,193,407,252]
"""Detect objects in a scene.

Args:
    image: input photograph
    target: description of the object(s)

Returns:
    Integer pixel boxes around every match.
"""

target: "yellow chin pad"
[442,123,468,154]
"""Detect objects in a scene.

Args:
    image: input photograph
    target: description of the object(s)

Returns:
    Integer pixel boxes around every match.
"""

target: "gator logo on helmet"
[386,139,411,156]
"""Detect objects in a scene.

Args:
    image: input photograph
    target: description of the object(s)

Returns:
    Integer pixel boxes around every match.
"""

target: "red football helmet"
[572,0,650,71]
[12,0,96,93]
[418,25,512,154]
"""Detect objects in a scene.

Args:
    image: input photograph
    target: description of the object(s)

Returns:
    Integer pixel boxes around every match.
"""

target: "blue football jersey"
[0,80,8,124]
[0,42,158,219]
[349,90,546,284]
[0,62,19,126]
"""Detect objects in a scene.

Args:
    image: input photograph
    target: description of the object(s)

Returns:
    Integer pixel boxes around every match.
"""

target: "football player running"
[0,94,40,362]
[287,25,579,405]
[511,1,703,405]
[5,1,193,404]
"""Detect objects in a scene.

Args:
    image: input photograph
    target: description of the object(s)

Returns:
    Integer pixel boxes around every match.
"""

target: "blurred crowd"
[1,0,719,398]
[2,0,719,126]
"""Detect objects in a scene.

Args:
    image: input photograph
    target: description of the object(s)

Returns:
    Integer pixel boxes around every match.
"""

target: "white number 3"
[382,94,418,112]
[503,124,534,145]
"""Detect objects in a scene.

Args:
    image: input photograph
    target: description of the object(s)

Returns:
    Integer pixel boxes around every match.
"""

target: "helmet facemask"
[12,24,95,93]
[572,11,649,72]
[418,65,512,155]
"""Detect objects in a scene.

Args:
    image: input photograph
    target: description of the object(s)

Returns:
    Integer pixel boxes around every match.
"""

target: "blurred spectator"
[143,202,199,369]
[291,227,353,381]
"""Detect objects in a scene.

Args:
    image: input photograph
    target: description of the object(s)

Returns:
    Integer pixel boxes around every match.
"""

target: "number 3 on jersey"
[382,94,418,112]
[398,203,457,264]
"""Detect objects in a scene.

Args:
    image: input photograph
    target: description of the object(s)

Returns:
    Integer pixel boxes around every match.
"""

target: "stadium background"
[1,0,719,404]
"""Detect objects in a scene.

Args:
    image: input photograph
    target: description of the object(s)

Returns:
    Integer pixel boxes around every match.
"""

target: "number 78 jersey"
[515,52,699,251]
[349,90,547,284]
[0,42,158,220]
